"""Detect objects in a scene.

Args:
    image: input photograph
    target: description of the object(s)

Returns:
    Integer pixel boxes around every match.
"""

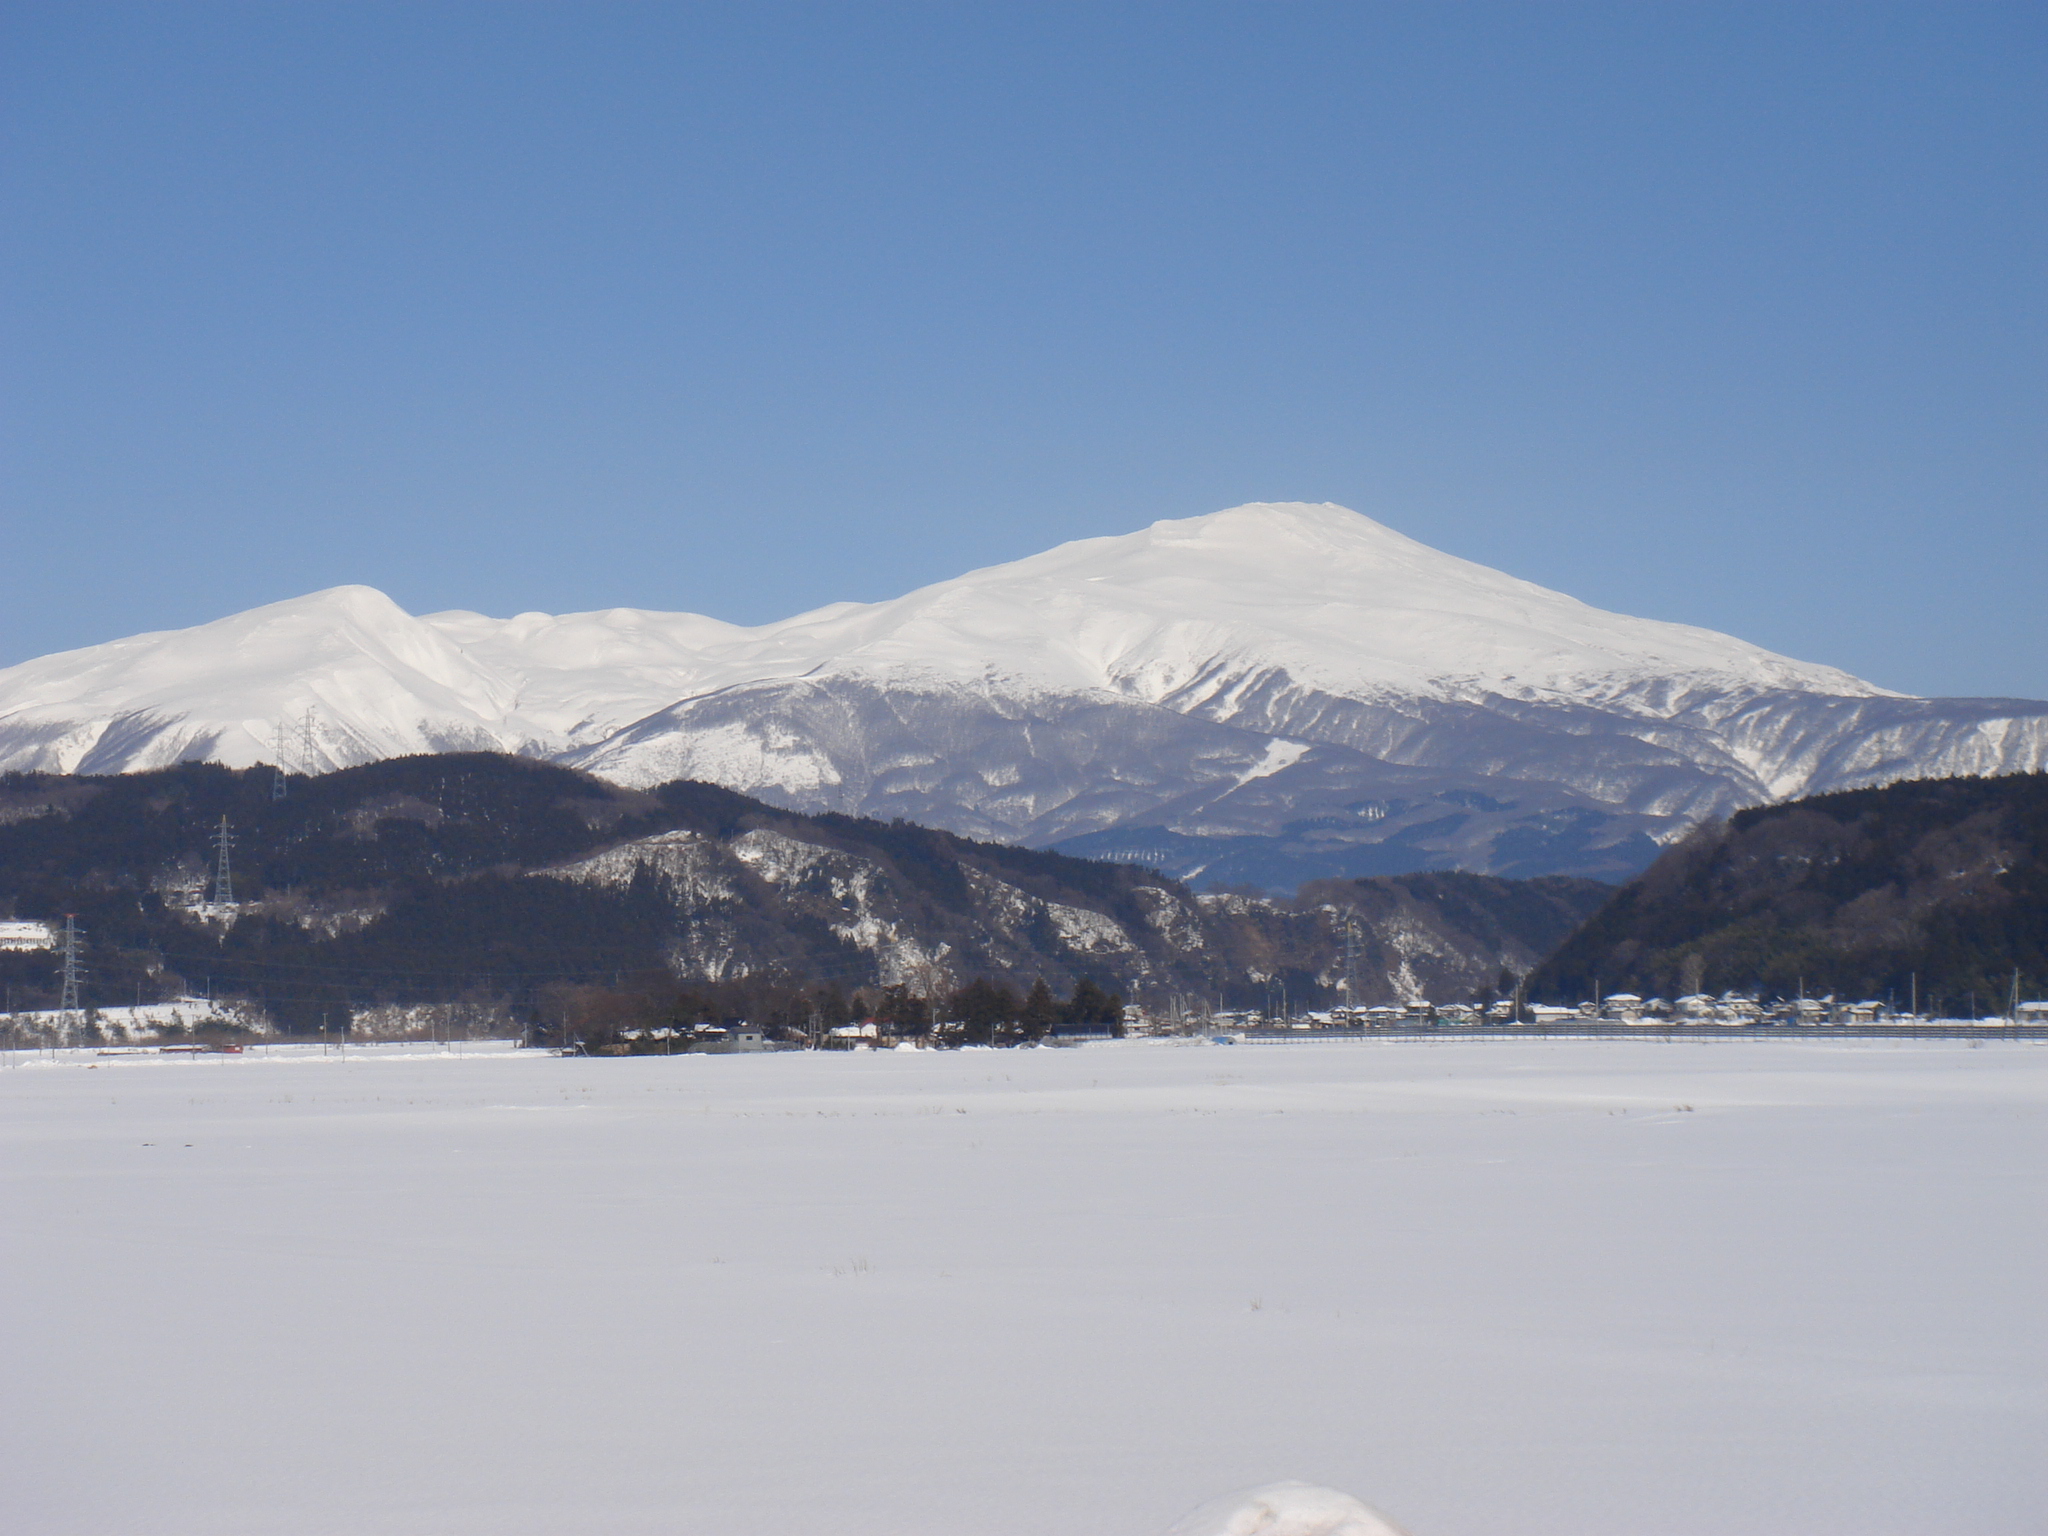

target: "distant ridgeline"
[0,754,1606,1032]
[1528,773,2048,1011]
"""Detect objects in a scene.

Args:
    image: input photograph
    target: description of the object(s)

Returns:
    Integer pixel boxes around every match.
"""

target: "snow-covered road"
[3,1038,2042,1534]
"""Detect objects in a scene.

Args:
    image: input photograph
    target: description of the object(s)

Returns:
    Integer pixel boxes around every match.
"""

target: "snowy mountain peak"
[730,501,1889,709]
[0,583,521,774]
[1136,498,1448,559]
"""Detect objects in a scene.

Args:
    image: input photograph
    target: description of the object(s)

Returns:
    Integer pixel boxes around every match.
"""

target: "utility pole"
[211,815,235,907]
[57,915,85,1047]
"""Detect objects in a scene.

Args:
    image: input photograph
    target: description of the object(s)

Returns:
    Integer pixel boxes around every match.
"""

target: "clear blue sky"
[3,3,2042,696]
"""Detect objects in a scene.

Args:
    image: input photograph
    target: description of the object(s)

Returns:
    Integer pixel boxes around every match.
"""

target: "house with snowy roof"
[0,920,54,951]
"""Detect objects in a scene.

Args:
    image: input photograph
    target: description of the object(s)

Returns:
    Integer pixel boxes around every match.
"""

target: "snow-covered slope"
[0,586,527,773]
[4,502,2044,883]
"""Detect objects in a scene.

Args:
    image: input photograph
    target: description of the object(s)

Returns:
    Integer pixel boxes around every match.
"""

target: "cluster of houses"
[577,1015,1138,1054]
[1219,992,2048,1029]
[579,1022,775,1055]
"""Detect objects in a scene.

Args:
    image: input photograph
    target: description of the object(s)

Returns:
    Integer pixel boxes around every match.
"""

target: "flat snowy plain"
[4,1038,2043,1535]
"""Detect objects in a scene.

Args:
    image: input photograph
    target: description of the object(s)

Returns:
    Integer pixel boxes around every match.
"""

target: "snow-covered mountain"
[4,502,2044,885]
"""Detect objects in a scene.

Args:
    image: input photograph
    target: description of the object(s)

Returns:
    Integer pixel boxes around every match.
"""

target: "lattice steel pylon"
[211,815,235,906]
[272,720,289,800]
[1342,911,1360,1008]
[56,915,86,1042]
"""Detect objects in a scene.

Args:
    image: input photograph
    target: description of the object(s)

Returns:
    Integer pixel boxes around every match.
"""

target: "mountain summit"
[2,502,2041,886]
[678,500,1883,705]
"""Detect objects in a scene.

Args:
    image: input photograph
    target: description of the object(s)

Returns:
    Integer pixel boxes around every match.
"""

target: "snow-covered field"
[3,1038,2042,1535]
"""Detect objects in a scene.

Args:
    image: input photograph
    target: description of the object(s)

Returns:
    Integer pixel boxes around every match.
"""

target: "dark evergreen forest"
[1528,773,2048,1010]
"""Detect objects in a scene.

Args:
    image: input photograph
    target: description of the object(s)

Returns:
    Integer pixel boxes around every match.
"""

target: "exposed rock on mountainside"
[1528,772,2048,1008]
[6,503,2039,886]
[0,755,1606,1025]
[1300,871,1611,1003]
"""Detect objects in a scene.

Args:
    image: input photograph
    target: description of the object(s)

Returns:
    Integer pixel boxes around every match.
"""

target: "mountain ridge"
[3,503,2042,887]
[1526,771,2048,1009]
[0,754,1609,1028]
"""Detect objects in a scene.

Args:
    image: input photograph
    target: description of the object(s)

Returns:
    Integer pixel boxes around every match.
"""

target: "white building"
[0,920,55,952]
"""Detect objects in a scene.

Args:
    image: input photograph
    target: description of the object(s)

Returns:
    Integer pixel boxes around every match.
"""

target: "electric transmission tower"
[56,915,85,1043]
[1342,911,1360,1015]
[211,815,236,907]
[272,720,289,800]
[300,707,318,774]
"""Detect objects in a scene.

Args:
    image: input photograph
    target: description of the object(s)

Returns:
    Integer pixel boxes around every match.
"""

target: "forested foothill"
[0,754,1608,1039]
[1529,772,2048,1013]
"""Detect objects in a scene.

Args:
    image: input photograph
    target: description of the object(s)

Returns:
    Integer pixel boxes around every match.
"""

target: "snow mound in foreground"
[1163,1481,1409,1536]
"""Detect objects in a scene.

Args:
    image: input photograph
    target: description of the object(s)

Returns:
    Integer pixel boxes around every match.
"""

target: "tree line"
[541,972,1127,1053]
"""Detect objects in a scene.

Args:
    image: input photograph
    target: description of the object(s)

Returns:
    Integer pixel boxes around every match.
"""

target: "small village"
[574,991,2048,1052]
[10,893,2048,1055]
[1241,993,2048,1031]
